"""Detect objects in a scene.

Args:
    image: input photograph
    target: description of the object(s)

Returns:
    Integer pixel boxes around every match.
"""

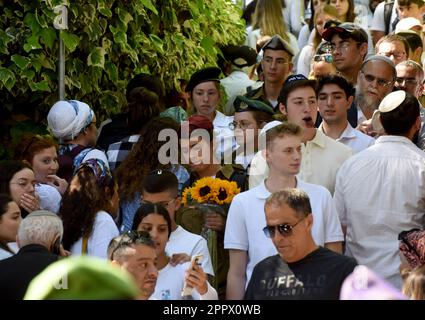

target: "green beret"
[233,96,275,115]
[24,256,139,300]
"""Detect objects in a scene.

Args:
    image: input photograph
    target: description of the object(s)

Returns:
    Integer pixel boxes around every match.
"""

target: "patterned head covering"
[75,158,112,188]
[399,229,425,269]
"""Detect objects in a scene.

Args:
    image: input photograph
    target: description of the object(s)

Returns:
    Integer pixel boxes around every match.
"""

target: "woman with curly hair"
[14,134,67,214]
[60,159,119,259]
[115,116,189,233]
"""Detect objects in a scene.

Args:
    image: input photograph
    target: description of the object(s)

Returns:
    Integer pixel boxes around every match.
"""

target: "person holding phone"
[132,203,217,300]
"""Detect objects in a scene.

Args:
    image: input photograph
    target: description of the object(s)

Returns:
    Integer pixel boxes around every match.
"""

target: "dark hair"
[60,165,116,250]
[0,193,17,254]
[380,93,420,135]
[266,122,303,149]
[397,0,424,7]
[316,74,355,98]
[142,170,178,197]
[0,160,32,195]
[278,80,317,107]
[398,32,423,53]
[13,134,57,165]
[127,87,162,134]
[249,110,275,128]
[115,117,179,202]
[107,230,155,261]
[265,188,312,218]
[344,0,356,23]
[0,194,13,217]
[131,203,172,238]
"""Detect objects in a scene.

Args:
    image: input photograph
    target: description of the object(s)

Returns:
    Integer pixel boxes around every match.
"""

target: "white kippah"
[378,91,406,113]
[47,100,93,141]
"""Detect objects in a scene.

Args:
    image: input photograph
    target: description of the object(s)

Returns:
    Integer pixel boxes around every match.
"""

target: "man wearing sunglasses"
[244,189,357,300]
[225,122,344,299]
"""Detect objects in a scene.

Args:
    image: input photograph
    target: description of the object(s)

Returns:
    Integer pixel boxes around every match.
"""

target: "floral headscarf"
[399,229,425,269]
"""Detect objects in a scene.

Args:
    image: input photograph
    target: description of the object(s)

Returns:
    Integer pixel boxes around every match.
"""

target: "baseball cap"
[322,22,368,43]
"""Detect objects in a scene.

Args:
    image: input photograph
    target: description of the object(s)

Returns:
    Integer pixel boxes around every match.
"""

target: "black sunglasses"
[263,217,305,238]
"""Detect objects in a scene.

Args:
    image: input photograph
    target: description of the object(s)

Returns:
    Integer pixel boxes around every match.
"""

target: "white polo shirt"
[249,129,352,193]
[224,179,344,284]
[318,123,375,154]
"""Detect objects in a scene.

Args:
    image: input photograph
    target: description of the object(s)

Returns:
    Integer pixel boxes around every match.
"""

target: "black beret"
[186,67,222,92]
[221,45,258,68]
[233,95,275,115]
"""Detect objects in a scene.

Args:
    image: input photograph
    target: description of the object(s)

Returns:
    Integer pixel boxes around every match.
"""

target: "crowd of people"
[1,0,425,300]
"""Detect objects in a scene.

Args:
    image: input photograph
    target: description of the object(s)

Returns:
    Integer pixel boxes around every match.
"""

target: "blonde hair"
[252,0,290,42]
[402,265,425,300]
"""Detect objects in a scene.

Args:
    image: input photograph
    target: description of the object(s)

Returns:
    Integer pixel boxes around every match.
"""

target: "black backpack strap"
[384,0,394,34]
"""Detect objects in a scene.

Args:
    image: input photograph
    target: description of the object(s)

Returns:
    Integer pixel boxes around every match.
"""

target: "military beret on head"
[261,35,295,57]
[221,45,258,68]
[233,95,275,115]
[186,67,222,92]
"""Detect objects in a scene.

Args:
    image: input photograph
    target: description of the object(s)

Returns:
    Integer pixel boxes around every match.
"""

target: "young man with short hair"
[317,75,375,153]
[225,122,344,299]
[244,189,357,300]
[322,23,369,85]
[245,35,294,110]
[249,75,352,194]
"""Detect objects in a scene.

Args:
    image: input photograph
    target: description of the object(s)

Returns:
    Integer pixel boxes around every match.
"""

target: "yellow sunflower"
[190,177,217,203]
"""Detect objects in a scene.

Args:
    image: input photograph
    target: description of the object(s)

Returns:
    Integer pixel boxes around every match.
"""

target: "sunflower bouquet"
[181,177,240,206]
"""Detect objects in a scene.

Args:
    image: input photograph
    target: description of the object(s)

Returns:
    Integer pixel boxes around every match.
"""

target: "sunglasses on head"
[314,54,333,63]
[263,217,305,238]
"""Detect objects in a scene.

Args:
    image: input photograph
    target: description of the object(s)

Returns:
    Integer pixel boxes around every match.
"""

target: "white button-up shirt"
[249,129,352,194]
[334,136,425,289]
[318,123,375,153]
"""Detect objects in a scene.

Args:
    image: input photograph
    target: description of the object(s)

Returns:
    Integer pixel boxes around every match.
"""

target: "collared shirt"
[357,106,366,124]
[224,179,344,285]
[334,136,425,289]
[318,123,375,153]
[106,134,140,171]
[249,129,352,194]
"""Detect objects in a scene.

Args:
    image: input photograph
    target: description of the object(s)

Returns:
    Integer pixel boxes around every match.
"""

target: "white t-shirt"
[371,1,398,33]
[36,183,61,214]
[224,179,344,284]
[70,210,119,259]
[165,226,214,276]
[151,262,218,300]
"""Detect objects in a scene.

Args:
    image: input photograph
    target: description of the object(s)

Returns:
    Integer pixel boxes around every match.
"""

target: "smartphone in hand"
[181,254,203,297]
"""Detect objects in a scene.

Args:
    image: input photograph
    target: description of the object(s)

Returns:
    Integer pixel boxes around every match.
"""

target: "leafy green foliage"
[0,0,245,122]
